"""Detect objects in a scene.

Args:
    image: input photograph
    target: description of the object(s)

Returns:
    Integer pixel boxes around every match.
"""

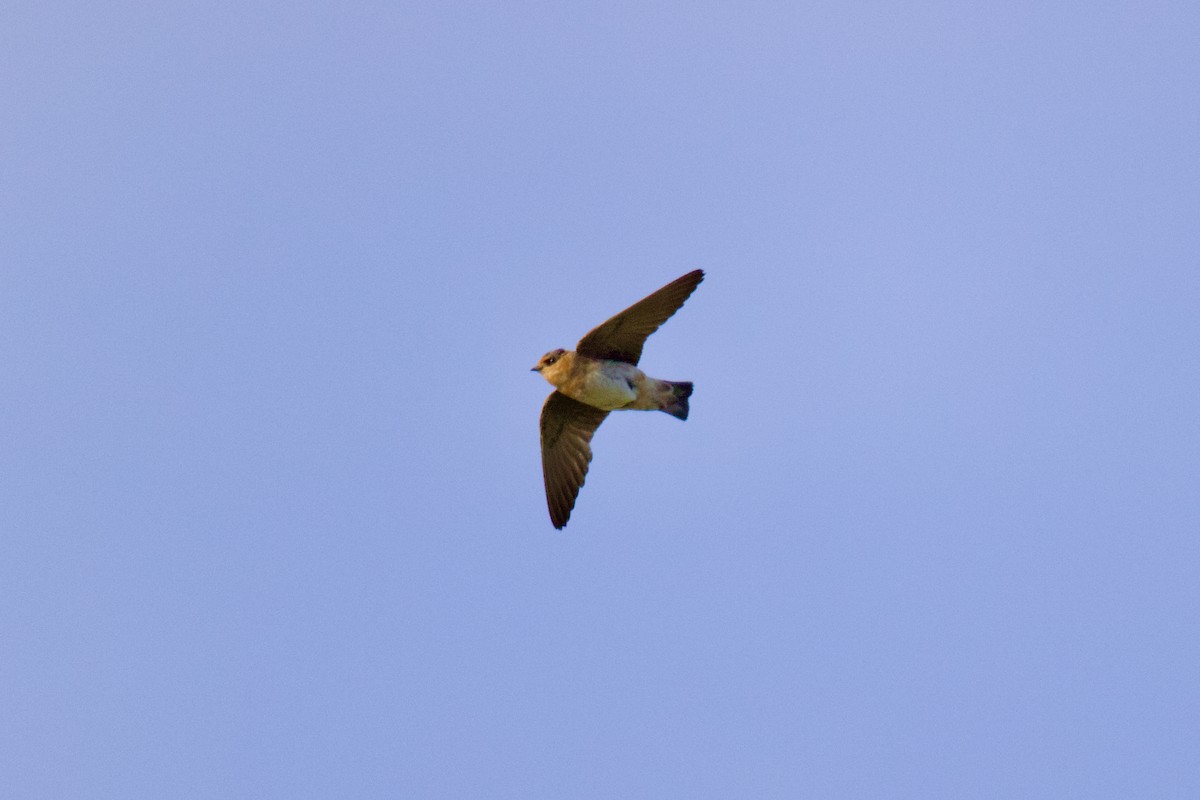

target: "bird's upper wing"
[540,391,610,529]
[575,270,704,365]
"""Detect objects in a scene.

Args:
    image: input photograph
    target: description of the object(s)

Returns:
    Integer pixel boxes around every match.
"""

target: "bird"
[531,269,704,529]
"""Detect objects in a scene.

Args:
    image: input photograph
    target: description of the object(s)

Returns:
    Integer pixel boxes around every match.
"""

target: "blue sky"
[3,2,1198,797]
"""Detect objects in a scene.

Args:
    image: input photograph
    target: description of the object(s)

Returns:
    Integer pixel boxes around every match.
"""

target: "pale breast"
[563,360,642,410]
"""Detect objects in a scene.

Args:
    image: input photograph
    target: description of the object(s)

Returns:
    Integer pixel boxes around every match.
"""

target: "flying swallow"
[532,269,704,529]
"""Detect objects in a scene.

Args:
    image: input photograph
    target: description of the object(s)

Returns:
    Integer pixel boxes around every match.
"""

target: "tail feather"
[661,381,693,420]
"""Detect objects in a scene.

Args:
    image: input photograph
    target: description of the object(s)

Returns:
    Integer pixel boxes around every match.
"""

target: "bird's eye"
[546,356,556,364]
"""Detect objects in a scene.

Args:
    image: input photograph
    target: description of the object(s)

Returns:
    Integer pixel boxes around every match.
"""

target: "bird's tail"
[660,381,693,420]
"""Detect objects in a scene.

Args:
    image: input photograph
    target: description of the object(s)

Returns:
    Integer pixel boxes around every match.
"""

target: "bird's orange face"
[531,348,567,373]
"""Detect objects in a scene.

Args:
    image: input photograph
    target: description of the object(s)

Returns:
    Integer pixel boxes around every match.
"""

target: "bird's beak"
[530,365,541,372]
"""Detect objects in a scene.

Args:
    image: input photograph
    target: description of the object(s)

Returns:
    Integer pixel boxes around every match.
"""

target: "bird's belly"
[567,363,641,410]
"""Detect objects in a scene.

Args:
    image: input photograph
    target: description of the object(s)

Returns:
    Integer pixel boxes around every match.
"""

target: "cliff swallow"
[532,269,704,529]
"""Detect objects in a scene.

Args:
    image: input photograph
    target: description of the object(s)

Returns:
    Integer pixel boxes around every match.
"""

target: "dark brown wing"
[539,391,609,529]
[575,269,704,365]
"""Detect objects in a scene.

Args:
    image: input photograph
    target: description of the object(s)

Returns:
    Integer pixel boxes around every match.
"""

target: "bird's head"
[531,348,571,384]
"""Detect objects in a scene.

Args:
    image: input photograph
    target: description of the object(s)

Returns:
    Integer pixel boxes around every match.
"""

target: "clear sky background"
[3,2,1198,798]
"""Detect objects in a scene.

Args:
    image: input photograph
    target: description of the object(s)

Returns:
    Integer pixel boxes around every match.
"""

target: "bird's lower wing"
[540,391,610,529]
